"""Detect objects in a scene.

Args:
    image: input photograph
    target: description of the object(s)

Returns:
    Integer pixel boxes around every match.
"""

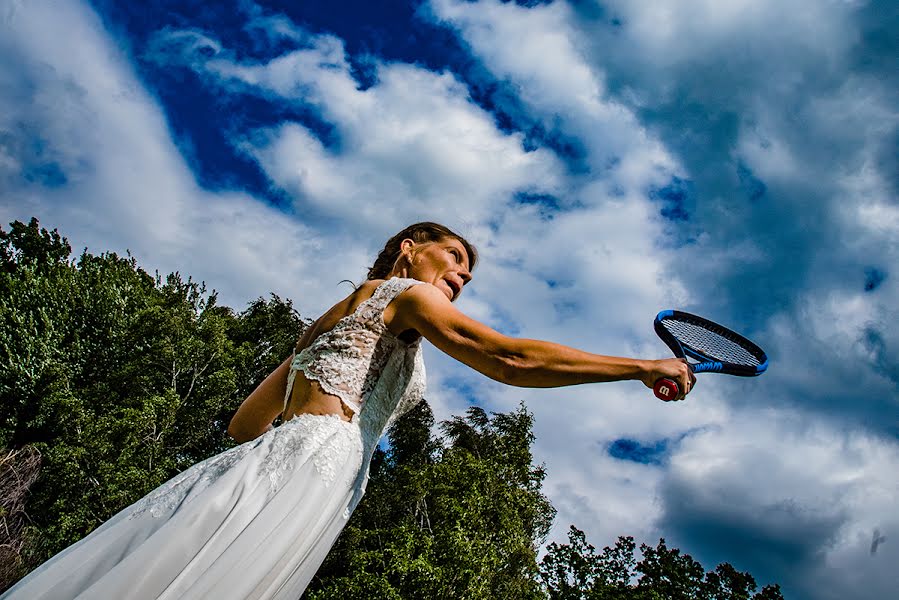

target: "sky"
[1,0,897,597]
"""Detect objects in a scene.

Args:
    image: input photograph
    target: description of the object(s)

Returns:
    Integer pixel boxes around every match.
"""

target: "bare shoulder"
[331,279,383,312]
[353,279,385,301]
[383,281,462,337]
[389,280,448,313]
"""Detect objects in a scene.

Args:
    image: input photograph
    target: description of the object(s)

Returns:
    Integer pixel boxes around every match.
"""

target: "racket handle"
[653,378,679,401]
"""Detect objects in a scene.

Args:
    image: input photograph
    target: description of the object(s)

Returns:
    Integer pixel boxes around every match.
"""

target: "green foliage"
[0,218,306,569]
[539,526,784,600]
[0,218,785,598]
[306,403,555,600]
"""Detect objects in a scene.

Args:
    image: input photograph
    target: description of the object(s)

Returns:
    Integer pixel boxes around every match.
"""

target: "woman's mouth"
[444,278,460,298]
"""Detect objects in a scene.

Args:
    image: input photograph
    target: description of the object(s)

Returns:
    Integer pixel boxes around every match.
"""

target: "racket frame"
[653,309,768,400]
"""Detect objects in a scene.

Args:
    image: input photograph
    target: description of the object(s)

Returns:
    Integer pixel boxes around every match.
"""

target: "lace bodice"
[284,277,426,431]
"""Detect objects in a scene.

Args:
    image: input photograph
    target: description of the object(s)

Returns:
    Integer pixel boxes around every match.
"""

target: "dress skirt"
[1,413,366,600]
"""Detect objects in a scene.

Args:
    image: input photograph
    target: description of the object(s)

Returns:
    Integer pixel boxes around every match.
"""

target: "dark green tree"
[540,527,637,600]
[306,404,555,600]
[1,219,785,598]
[0,219,306,577]
[540,526,784,600]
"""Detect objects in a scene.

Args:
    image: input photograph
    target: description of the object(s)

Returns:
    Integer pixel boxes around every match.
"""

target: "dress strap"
[283,351,298,417]
[368,277,424,313]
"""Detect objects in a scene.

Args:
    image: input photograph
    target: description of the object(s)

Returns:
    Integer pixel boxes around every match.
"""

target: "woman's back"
[1,276,432,600]
[284,278,426,427]
[282,279,382,422]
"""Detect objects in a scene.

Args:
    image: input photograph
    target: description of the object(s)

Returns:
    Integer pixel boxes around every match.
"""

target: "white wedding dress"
[2,277,427,600]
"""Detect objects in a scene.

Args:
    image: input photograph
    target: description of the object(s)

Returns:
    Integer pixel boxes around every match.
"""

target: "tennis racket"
[653,310,768,401]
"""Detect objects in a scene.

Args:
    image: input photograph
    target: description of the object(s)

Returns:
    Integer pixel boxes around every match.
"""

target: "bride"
[2,222,693,599]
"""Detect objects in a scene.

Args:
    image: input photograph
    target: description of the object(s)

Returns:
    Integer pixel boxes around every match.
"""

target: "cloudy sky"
[2,0,897,597]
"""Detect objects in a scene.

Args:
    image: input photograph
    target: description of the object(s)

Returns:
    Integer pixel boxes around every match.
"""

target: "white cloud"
[428,1,899,596]
[3,1,897,598]
[0,0,360,314]
[660,406,899,599]
[150,29,566,233]
[431,0,606,112]
[601,0,854,68]
[430,0,679,188]
[183,10,715,556]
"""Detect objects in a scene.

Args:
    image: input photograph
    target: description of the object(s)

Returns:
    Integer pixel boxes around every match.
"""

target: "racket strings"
[661,319,762,366]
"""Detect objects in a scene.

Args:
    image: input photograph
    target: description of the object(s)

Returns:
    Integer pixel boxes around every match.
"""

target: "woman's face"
[403,237,472,301]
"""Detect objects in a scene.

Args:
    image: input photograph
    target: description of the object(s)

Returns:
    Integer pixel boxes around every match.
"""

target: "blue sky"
[2,1,897,597]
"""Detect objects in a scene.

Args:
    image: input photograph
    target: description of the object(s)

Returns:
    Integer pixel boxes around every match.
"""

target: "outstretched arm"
[386,284,694,397]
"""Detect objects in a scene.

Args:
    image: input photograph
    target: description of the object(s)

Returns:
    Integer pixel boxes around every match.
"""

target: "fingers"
[674,359,694,401]
[646,358,696,402]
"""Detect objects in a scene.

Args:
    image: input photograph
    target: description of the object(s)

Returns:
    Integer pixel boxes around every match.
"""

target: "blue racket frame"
[654,309,768,377]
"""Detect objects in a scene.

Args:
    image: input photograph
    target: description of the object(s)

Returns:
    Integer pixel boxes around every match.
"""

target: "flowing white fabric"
[2,277,427,600]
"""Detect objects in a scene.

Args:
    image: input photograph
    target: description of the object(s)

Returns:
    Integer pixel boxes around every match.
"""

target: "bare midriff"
[283,369,356,423]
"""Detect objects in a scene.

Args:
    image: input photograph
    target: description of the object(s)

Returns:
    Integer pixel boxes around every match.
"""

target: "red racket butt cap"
[653,378,679,401]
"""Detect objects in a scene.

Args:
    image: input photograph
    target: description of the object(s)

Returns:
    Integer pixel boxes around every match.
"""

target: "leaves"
[539,528,784,600]
[0,219,305,574]
[0,218,784,598]
[307,402,553,600]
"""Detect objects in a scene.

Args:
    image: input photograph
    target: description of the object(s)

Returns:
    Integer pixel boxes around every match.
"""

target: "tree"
[0,219,785,598]
[305,404,556,599]
[0,219,306,581]
[540,526,784,600]
[540,527,637,600]
[0,445,41,590]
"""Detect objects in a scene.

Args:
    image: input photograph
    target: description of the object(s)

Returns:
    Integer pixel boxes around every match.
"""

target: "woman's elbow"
[227,418,259,444]
[226,422,248,443]
[493,352,533,387]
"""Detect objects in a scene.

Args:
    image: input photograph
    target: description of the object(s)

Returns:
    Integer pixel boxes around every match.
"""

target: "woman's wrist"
[633,359,654,386]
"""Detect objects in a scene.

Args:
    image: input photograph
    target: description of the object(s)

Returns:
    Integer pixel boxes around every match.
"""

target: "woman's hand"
[640,358,696,400]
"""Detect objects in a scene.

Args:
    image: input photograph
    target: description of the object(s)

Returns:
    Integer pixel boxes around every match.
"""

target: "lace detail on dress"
[387,348,426,429]
[261,414,362,490]
[287,277,427,418]
[129,441,258,519]
[129,415,363,520]
[131,278,427,522]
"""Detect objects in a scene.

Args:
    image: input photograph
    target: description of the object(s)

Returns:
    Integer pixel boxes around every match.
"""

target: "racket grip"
[653,378,679,401]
